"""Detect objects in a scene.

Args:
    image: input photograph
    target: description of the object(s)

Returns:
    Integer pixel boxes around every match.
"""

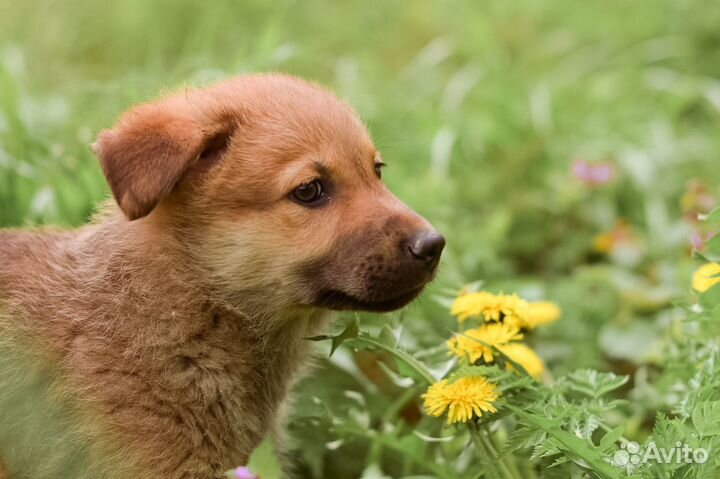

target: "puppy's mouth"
[313,285,426,312]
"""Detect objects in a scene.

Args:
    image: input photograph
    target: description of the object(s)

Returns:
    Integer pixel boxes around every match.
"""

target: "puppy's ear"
[93,100,232,220]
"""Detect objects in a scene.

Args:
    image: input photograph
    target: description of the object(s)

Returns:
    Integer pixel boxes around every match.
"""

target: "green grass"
[2,1,720,477]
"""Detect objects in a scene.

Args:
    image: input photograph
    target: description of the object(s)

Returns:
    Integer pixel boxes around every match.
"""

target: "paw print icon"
[612,441,642,467]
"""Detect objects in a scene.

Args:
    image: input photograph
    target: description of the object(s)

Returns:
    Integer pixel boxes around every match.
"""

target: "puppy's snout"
[406,230,445,266]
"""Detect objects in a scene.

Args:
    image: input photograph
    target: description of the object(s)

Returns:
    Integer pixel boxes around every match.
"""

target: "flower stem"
[489,428,523,479]
[469,423,516,479]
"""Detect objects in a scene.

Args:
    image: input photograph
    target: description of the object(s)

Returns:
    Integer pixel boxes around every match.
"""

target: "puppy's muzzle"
[306,224,445,313]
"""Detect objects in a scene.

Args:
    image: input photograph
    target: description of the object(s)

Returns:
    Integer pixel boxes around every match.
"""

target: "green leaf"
[347,332,436,384]
[305,317,359,357]
[506,405,623,479]
[691,401,720,437]
[246,437,282,479]
[703,235,720,263]
[700,282,720,310]
[378,324,397,348]
[599,425,626,452]
[334,422,460,479]
[703,206,720,228]
[376,359,414,387]
[562,370,629,399]
[359,463,391,479]
[599,321,662,363]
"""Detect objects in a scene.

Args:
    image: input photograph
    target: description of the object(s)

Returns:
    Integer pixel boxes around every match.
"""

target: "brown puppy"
[0,74,444,479]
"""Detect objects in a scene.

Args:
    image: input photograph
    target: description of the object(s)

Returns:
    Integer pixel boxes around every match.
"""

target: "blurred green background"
[1,0,720,477]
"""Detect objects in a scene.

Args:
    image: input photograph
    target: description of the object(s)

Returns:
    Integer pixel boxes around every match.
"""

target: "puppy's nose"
[407,231,446,264]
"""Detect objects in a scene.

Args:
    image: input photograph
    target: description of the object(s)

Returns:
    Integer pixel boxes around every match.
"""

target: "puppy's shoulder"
[0,227,90,294]
[1,227,63,259]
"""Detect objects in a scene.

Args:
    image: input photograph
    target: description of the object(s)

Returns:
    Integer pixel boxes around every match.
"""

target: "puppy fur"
[0,75,442,478]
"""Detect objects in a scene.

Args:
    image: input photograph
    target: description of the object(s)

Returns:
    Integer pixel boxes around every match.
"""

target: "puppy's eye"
[374,162,385,179]
[292,180,325,204]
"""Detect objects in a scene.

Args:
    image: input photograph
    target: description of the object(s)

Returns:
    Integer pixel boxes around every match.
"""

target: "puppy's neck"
[80,206,331,341]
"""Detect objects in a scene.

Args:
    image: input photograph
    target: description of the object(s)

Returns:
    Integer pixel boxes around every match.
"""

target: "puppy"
[0,74,444,479]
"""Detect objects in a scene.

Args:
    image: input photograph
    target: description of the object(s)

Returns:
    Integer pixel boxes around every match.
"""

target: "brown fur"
[0,74,443,478]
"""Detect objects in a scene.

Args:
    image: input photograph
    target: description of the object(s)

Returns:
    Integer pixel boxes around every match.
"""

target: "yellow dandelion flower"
[592,232,614,254]
[422,376,500,424]
[451,291,529,324]
[592,220,635,254]
[522,301,561,329]
[448,323,523,363]
[498,342,545,379]
[692,263,720,293]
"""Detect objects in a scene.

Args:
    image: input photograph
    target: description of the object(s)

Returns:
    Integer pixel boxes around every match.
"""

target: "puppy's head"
[94,75,444,312]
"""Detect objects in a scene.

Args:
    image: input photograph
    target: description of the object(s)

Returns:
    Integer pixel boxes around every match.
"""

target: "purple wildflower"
[572,159,615,186]
[232,466,259,479]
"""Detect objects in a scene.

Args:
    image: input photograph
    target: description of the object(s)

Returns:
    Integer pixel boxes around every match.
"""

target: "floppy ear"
[93,100,232,220]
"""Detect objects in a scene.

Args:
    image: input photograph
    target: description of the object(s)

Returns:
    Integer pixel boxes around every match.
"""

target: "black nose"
[407,231,446,264]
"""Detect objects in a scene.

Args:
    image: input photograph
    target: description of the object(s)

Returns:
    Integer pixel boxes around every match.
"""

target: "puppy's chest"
[151,312,289,422]
[70,307,312,471]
